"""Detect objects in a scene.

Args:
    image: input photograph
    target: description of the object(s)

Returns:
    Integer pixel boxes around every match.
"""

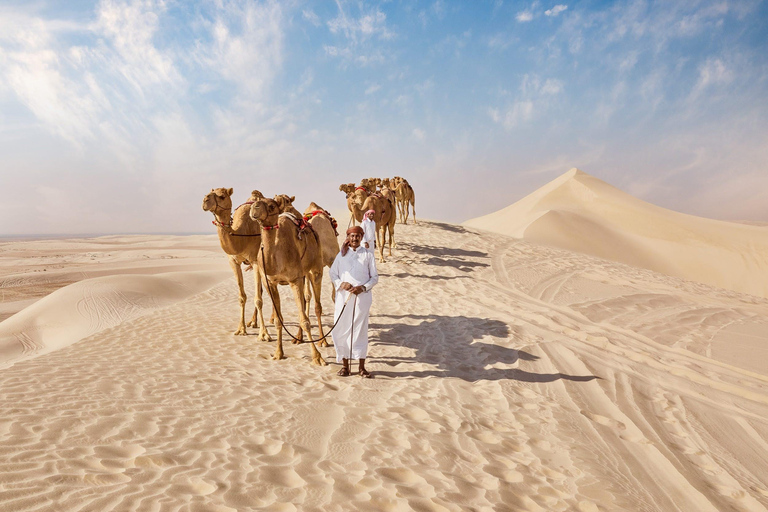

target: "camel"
[249,198,327,365]
[274,194,302,218]
[350,188,395,263]
[394,179,416,224]
[303,202,340,272]
[340,184,358,226]
[202,187,270,340]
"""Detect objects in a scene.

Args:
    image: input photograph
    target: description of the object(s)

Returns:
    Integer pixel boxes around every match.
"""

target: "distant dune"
[464,168,768,298]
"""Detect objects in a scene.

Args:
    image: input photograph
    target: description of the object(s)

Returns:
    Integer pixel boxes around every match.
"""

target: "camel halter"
[209,198,262,237]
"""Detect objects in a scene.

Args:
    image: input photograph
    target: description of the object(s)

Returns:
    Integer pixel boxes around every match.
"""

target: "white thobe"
[330,247,379,362]
[361,218,376,254]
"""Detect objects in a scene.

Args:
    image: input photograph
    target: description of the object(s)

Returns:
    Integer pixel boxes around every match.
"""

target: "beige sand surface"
[1,221,767,511]
[463,168,768,299]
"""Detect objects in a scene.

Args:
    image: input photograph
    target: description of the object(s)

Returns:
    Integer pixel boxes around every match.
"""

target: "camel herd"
[201,177,416,366]
[339,176,416,264]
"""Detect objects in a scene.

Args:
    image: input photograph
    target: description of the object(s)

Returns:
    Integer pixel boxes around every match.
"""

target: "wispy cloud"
[491,74,564,129]
[545,5,567,17]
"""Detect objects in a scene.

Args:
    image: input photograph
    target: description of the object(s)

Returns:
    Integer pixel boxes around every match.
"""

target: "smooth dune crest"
[0,270,230,367]
[463,168,768,298]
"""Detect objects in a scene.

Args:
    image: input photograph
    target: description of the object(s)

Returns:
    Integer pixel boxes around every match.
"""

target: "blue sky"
[1,0,767,235]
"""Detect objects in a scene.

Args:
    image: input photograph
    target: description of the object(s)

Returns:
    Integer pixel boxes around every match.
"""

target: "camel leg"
[294,276,310,344]
[230,258,248,336]
[255,267,271,341]
[290,280,327,366]
[309,270,327,347]
[388,225,394,256]
[378,227,386,263]
[411,197,416,224]
[270,282,285,360]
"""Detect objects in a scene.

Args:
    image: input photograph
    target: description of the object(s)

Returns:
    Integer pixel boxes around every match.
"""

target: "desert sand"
[1,195,768,510]
[464,168,768,299]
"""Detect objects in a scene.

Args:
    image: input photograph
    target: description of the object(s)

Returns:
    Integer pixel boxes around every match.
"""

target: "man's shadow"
[370,314,598,383]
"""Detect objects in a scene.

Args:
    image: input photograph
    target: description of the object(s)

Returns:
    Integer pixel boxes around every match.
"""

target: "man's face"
[366,212,374,220]
[347,232,363,249]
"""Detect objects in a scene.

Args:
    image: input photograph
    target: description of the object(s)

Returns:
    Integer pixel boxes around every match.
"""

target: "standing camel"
[303,202,340,280]
[350,189,395,263]
[202,188,270,340]
[394,179,416,224]
[249,198,327,365]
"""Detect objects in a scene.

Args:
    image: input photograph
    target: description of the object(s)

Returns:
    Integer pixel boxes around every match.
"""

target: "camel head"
[339,183,355,196]
[249,190,264,201]
[354,186,369,206]
[274,194,302,218]
[371,178,382,189]
[381,178,392,189]
[249,197,280,226]
[202,187,233,213]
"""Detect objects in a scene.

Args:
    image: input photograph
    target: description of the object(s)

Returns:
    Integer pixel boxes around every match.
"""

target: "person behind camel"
[330,226,379,378]
[361,209,376,253]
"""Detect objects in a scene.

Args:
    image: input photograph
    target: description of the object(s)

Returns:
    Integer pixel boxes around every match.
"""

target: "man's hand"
[364,242,369,248]
[340,282,354,292]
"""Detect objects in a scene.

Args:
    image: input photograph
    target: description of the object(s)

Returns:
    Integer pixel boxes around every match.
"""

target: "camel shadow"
[369,314,599,383]
[423,257,489,271]
[378,272,470,281]
[424,221,471,234]
[402,242,488,259]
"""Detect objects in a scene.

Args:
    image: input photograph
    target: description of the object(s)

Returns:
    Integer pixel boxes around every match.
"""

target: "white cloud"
[412,128,425,141]
[540,78,564,95]
[365,83,381,95]
[504,100,534,127]
[328,6,392,42]
[697,57,732,89]
[490,74,563,129]
[302,9,321,27]
[545,5,568,17]
[516,10,534,22]
[96,0,180,92]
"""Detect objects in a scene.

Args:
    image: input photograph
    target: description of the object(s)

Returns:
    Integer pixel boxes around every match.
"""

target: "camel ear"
[227,188,233,197]
[290,196,295,202]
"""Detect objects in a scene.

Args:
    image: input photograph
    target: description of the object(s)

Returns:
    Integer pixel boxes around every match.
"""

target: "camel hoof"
[247,321,257,328]
[313,357,328,366]
[234,328,247,336]
[272,353,285,361]
[258,332,272,342]
[319,339,329,348]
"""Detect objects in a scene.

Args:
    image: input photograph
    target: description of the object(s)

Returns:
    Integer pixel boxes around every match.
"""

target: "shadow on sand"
[378,272,470,281]
[369,314,598,383]
[423,221,473,234]
[402,242,488,259]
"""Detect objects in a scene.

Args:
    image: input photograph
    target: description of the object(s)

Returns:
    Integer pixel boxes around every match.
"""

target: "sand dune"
[0,222,767,511]
[0,270,230,366]
[464,168,768,299]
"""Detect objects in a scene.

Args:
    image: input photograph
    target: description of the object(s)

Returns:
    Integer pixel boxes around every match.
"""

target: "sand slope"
[1,224,767,511]
[0,270,230,366]
[463,168,768,299]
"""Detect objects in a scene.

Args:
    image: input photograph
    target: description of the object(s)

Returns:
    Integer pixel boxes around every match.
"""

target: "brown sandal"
[337,367,350,377]
[359,369,372,378]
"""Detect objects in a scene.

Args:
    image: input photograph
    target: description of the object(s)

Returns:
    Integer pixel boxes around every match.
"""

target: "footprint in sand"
[581,411,626,431]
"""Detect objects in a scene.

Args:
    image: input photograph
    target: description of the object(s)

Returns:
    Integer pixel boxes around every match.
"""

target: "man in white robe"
[330,226,379,377]
[361,209,376,254]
